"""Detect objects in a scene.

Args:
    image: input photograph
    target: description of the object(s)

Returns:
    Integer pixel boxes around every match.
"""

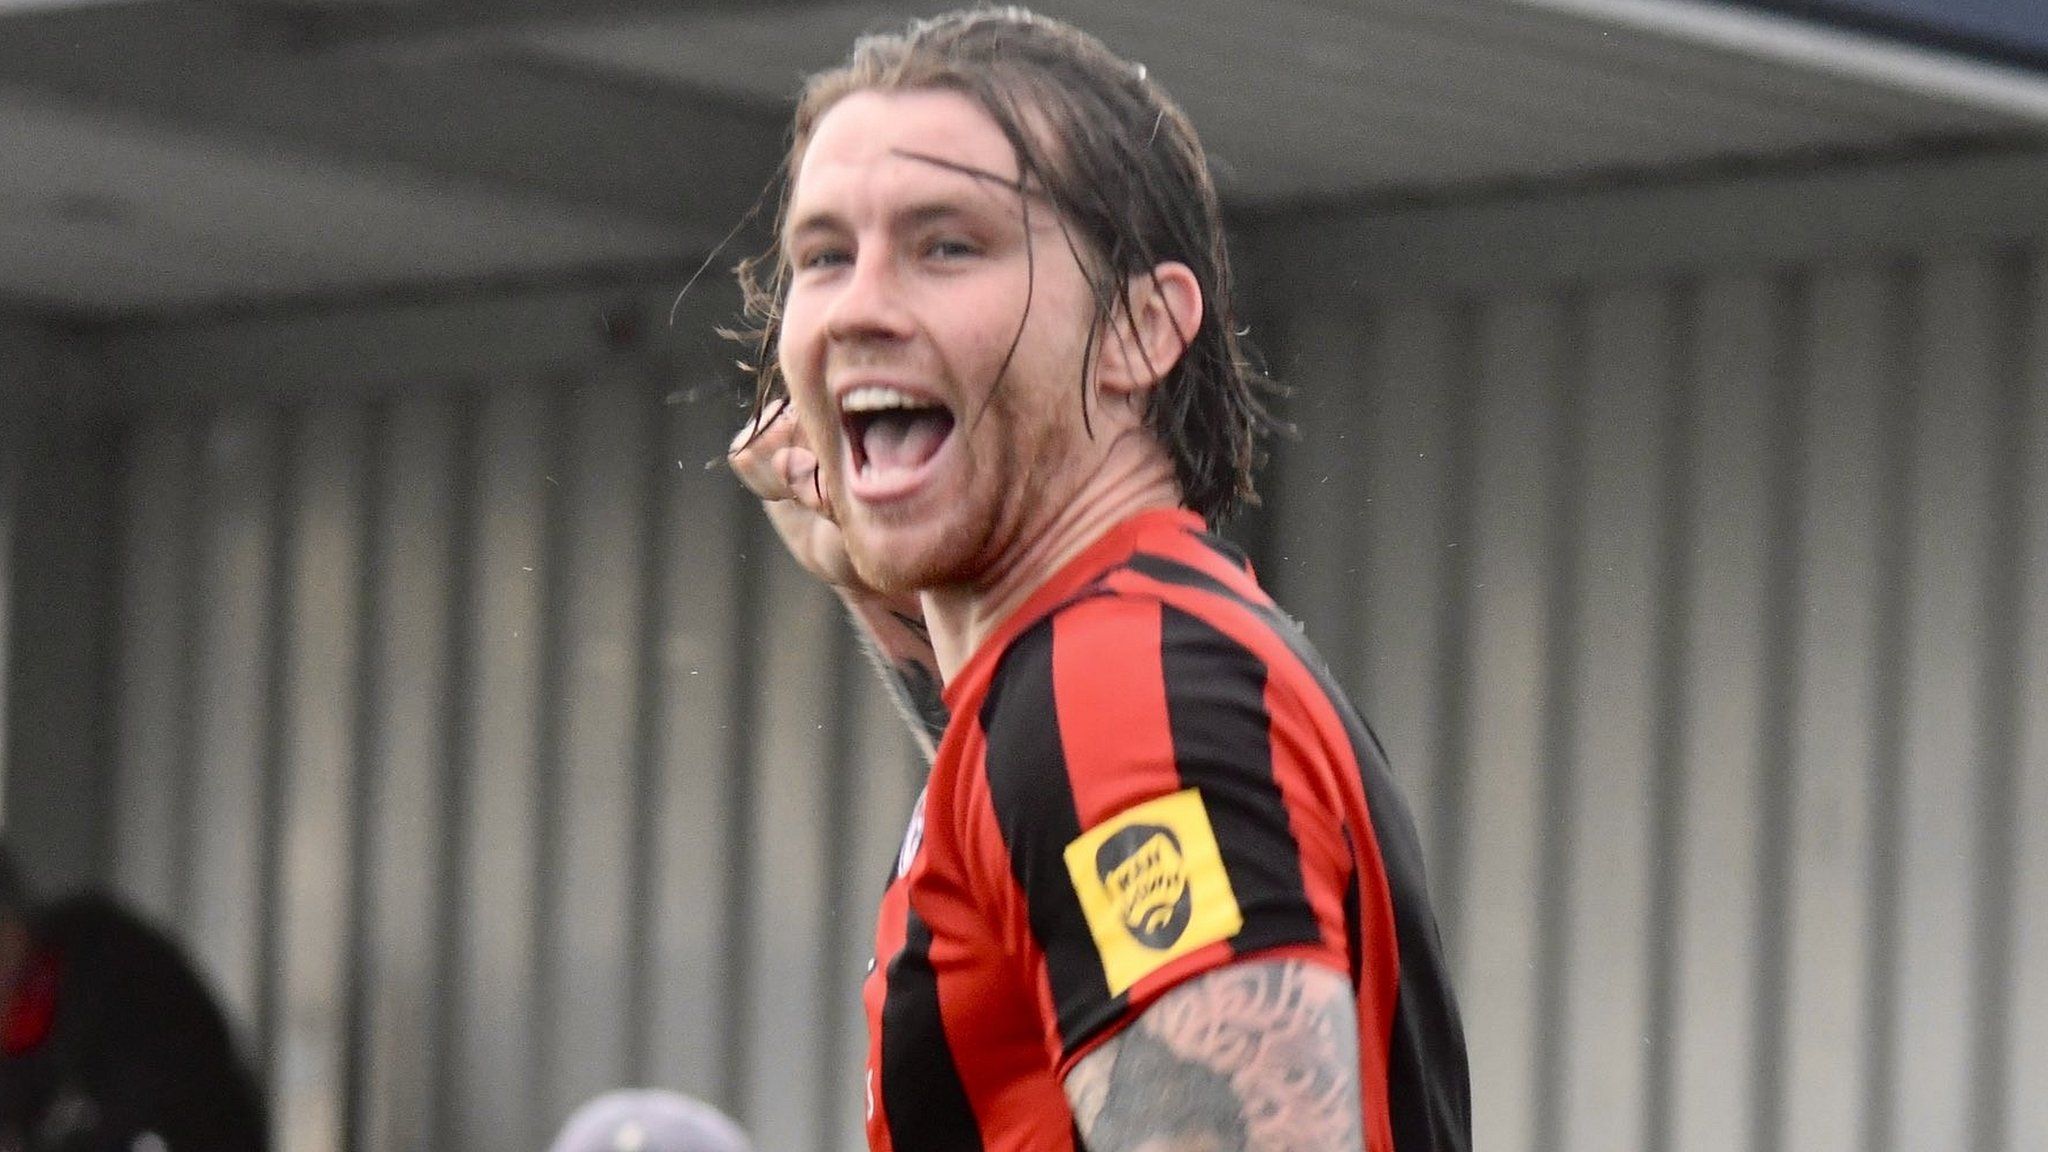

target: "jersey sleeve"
[969,591,1355,1074]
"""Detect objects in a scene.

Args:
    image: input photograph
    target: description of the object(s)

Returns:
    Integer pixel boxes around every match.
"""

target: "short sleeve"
[971,592,1351,1071]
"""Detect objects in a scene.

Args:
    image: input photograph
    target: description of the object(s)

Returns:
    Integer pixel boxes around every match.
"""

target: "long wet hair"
[732,6,1277,523]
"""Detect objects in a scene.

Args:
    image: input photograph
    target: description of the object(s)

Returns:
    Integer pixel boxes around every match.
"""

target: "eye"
[796,245,852,271]
[926,237,980,260]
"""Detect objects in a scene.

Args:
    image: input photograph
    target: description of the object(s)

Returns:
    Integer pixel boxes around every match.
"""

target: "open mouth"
[841,385,957,485]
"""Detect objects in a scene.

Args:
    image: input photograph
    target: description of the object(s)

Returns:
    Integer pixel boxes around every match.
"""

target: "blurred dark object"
[0,847,268,1152]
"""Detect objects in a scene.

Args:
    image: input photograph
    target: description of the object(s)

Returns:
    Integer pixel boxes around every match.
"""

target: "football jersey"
[862,508,1469,1151]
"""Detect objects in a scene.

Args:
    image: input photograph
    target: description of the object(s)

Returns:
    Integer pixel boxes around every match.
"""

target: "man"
[729,9,1469,1150]
[0,847,268,1152]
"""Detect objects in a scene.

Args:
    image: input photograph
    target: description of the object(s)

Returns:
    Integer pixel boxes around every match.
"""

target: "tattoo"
[1065,960,1363,1152]
[888,608,933,644]
[891,658,951,749]
[844,595,949,761]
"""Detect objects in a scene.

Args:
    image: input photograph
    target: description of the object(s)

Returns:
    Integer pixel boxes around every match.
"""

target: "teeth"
[841,385,935,414]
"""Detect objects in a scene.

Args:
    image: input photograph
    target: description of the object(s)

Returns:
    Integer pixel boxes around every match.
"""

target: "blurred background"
[1,0,2043,1150]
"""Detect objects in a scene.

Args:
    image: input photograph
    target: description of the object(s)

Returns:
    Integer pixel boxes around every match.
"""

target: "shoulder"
[971,582,1318,824]
[33,893,176,958]
[28,897,269,1144]
[35,894,232,1028]
[977,592,1198,730]
[976,576,1325,759]
[987,569,1278,690]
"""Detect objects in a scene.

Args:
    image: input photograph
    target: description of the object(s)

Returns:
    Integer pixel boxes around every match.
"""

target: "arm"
[1065,959,1363,1152]
[729,402,949,757]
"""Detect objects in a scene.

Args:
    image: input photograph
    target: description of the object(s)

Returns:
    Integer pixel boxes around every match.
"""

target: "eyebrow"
[783,148,1053,247]
[784,201,987,251]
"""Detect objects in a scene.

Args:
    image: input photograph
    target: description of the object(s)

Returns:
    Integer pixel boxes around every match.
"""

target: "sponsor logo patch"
[1063,788,1243,995]
[1097,824,1193,948]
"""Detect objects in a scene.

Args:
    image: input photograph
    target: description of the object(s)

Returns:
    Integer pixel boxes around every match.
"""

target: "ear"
[1097,261,1203,398]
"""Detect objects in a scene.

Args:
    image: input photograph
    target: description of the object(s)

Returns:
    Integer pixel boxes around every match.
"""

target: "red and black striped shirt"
[862,508,1469,1151]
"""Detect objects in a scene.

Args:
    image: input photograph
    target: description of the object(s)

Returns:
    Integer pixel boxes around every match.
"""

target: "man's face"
[777,88,1106,594]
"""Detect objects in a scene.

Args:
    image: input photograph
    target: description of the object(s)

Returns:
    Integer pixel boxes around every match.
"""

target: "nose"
[822,248,914,344]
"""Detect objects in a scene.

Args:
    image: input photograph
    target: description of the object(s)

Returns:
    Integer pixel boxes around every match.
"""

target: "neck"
[922,439,1180,681]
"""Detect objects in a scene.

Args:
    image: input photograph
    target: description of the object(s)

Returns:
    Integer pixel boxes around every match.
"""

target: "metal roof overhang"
[0,0,2045,318]
[1720,0,2048,71]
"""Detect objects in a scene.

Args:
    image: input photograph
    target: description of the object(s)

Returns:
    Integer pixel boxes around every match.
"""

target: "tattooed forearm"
[1065,959,1363,1152]
[843,592,949,760]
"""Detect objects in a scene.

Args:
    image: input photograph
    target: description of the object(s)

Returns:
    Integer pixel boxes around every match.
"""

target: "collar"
[940,507,1206,713]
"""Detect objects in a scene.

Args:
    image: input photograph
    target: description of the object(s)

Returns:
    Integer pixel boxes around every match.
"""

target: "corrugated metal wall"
[105,359,924,1152]
[61,160,2048,1152]
[1257,250,2046,1152]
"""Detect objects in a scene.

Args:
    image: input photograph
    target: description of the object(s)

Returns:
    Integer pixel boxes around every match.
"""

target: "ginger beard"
[830,364,1084,597]
[776,89,1108,598]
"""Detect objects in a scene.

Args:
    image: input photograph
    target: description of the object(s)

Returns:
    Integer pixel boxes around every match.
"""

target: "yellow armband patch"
[1063,788,1244,996]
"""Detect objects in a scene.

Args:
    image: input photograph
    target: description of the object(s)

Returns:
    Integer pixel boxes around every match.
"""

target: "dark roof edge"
[1717,1,2048,75]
